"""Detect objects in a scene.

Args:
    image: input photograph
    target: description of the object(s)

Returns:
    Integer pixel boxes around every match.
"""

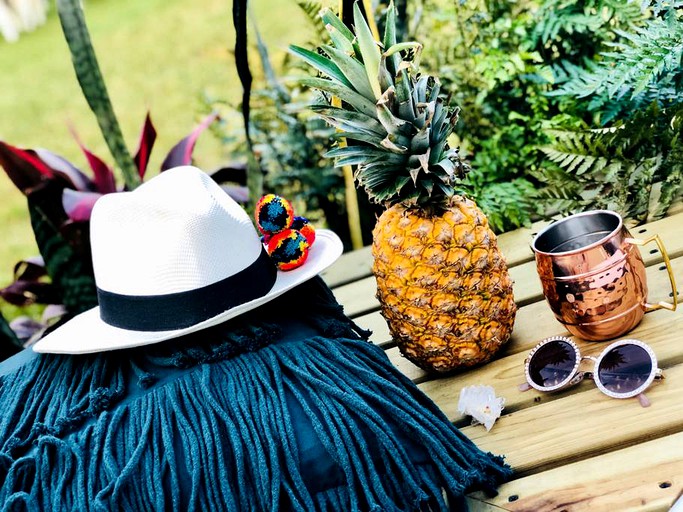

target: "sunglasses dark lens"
[528,340,577,388]
[597,344,652,395]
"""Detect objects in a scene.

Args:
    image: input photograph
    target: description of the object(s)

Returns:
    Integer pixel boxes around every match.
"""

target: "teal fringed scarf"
[0,277,511,511]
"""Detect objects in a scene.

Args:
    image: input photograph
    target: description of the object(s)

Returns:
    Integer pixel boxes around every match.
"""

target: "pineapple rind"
[372,198,517,373]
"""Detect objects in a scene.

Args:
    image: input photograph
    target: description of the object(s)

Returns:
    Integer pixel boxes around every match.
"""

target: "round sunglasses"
[522,336,663,407]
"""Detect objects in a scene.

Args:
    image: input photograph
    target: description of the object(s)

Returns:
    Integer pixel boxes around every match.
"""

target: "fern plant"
[537,2,683,221]
[404,0,548,232]
[532,0,643,64]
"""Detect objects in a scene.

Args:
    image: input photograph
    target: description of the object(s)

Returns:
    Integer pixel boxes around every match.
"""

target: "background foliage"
[222,0,682,235]
[416,0,682,228]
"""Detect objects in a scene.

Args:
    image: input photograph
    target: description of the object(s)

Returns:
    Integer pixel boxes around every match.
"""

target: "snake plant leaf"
[0,141,54,194]
[160,112,218,171]
[134,113,157,181]
[353,2,382,99]
[288,45,354,88]
[56,0,140,190]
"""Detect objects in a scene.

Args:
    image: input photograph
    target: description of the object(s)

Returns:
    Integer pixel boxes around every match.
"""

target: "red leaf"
[160,112,219,171]
[0,141,54,194]
[62,189,103,222]
[134,112,157,180]
[69,128,117,194]
[34,148,94,191]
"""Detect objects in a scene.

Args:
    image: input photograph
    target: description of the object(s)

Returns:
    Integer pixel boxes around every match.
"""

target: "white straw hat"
[32,166,343,354]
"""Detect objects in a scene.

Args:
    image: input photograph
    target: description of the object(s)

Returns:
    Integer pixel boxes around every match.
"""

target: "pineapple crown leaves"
[289,1,469,209]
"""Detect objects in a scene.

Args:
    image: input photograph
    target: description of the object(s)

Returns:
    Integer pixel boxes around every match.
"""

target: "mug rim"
[532,209,623,257]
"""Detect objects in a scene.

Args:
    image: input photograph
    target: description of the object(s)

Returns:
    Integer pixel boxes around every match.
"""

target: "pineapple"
[290,3,516,372]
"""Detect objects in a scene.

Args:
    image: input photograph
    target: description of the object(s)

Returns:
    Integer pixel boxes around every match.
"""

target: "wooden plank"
[332,274,378,317]
[333,211,683,316]
[354,311,392,346]
[465,497,512,512]
[496,220,546,268]
[495,206,683,269]
[322,246,373,288]
[469,431,683,512]
[461,360,683,475]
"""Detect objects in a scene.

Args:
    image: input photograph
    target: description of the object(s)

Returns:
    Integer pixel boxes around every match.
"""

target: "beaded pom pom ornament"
[292,216,316,245]
[266,229,310,271]
[255,194,294,235]
[255,196,316,271]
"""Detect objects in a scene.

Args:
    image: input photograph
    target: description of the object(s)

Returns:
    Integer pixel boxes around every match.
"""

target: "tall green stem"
[56,0,140,190]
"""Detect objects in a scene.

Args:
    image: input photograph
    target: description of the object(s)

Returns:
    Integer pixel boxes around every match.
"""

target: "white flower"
[457,385,505,431]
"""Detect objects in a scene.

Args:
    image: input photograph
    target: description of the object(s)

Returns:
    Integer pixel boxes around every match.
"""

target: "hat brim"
[33,229,344,355]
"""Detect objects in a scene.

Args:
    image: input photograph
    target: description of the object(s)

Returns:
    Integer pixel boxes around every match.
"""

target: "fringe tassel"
[0,278,510,510]
[0,335,510,511]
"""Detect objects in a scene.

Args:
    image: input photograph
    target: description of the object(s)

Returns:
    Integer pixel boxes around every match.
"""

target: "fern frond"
[456,178,540,232]
[556,11,683,100]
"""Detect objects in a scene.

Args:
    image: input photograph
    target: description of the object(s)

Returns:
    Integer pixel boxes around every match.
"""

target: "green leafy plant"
[56,0,140,190]
[403,0,681,227]
[404,0,547,231]
[535,2,683,220]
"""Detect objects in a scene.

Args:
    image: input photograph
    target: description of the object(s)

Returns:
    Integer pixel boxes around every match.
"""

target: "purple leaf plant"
[0,111,236,344]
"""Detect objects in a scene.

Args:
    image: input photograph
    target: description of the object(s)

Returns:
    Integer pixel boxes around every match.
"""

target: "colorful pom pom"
[255,194,294,235]
[292,216,316,245]
[266,229,309,271]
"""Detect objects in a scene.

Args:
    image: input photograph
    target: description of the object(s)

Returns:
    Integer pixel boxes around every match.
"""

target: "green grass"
[0,0,317,291]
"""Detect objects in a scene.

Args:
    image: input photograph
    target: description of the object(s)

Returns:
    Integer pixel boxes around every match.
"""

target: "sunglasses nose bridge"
[579,355,597,372]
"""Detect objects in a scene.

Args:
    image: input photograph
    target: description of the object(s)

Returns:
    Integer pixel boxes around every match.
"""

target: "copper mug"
[531,210,678,341]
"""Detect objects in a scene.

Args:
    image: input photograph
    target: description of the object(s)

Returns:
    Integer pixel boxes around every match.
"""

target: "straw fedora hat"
[32,166,343,354]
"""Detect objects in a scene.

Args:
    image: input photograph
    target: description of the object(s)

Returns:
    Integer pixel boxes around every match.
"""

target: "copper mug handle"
[625,234,678,312]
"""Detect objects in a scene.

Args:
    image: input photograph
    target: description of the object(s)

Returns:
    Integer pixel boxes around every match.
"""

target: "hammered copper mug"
[531,210,678,341]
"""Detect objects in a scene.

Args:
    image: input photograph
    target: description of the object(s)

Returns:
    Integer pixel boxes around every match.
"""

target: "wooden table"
[320,209,683,511]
